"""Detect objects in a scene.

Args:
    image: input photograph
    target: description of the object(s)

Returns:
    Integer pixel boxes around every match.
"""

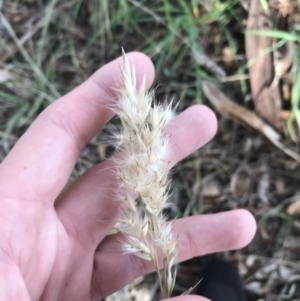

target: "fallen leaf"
[230,166,252,198]
[274,177,286,195]
[246,0,282,131]
[202,81,300,162]
[97,142,107,161]
[202,177,222,198]
[0,68,13,82]
[287,199,300,215]
[257,172,270,204]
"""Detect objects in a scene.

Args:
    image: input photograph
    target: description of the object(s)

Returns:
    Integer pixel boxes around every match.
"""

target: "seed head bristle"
[112,51,177,298]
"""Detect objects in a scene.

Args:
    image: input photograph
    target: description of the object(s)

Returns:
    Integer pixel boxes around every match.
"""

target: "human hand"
[0,52,256,301]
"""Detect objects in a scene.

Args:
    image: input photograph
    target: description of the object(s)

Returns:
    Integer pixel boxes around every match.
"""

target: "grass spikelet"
[111,50,177,298]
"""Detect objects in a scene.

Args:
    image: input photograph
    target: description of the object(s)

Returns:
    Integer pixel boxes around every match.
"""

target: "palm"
[0,53,256,301]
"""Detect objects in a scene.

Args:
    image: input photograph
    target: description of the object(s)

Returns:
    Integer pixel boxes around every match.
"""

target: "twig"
[202,81,300,162]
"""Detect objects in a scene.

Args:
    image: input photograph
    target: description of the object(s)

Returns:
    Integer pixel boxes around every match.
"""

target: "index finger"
[0,52,155,204]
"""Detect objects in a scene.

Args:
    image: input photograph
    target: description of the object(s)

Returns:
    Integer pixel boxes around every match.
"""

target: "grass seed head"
[112,51,177,298]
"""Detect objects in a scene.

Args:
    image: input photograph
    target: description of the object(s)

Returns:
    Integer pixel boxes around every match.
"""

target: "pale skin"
[0,52,256,301]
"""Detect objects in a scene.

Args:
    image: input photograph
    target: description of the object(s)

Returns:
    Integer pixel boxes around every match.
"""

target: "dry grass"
[112,53,177,298]
[0,0,300,300]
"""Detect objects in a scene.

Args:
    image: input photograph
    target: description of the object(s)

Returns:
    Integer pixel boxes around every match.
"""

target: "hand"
[0,52,256,301]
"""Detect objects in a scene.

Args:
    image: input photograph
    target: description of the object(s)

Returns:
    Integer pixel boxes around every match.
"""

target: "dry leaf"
[230,166,252,198]
[246,0,282,130]
[0,68,13,82]
[257,172,270,204]
[202,177,222,198]
[274,177,286,195]
[287,199,300,215]
[202,81,300,162]
[97,141,107,160]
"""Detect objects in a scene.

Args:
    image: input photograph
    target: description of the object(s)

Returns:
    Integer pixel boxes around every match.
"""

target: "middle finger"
[56,105,217,247]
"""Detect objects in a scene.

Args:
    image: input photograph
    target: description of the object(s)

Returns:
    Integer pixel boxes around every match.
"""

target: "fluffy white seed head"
[112,51,177,298]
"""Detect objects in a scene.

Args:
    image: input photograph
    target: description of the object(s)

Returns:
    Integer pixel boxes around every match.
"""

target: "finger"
[0,52,155,204]
[56,105,217,247]
[0,260,31,301]
[91,210,256,298]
